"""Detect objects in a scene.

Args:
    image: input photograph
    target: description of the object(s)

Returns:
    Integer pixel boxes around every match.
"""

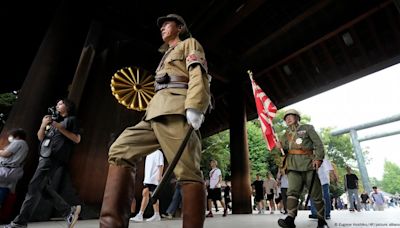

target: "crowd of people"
[1,12,399,228]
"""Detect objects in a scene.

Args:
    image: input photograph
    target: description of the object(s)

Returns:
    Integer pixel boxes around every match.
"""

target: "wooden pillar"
[0,1,87,213]
[228,80,252,214]
[68,21,102,108]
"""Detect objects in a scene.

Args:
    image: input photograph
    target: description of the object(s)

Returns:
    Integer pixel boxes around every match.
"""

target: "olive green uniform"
[108,37,210,183]
[280,124,325,219]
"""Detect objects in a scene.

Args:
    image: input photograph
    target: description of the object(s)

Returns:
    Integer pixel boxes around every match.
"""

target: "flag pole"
[247,70,285,156]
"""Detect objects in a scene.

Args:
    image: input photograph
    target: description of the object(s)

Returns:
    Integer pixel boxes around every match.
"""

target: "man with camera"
[5,99,81,228]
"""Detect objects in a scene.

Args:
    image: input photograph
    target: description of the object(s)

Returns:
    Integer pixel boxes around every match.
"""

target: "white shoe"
[130,214,143,222]
[146,214,161,222]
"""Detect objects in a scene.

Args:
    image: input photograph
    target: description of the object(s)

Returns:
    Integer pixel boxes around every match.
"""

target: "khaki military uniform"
[108,38,210,183]
[280,124,325,219]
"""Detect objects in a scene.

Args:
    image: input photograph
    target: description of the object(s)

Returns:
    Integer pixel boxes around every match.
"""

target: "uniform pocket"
[167,53,184,62]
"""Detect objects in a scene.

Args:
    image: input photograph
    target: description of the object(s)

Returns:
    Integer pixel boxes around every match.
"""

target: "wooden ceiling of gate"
[2,0,400,137]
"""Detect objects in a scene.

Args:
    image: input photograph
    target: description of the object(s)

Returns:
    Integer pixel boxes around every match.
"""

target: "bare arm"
[0,149,12,158]
[158,165,164,182]
[37,115,52,141]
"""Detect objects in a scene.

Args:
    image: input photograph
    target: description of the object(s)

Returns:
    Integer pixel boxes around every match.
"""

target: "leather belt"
[288,149,313,155]
[167,75,188,83]
[154,74,189,92]
[155,83,188,92]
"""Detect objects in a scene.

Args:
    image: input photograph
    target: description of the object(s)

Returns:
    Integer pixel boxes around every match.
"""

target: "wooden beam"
[253,0,392,79]
[206,0,266,48]
[275,68,297,98]
[243,0,332,58]
[305,48,330,85]
[296,54,317,88]
[69,21,102,109]
[349,27,370,68]
[334,35,357,74]
[366,17,386,58]
[320,42,341,80]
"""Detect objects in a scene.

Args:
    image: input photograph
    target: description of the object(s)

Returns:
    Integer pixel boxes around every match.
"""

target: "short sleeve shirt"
[0,139,29,167]
[209,168,222,189]
[41,116,80,163]
[252,180,264,196]
[318,159,333,185]
[263,178,277,194]
[370,192,385,205]
[345,173,359,189]
[143,150,164,185]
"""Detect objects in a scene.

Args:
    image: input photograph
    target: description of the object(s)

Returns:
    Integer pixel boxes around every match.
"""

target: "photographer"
[5,99,81,228]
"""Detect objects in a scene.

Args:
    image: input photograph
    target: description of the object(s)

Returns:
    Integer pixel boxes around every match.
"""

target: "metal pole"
[331,114,400,136]
[349,129,372,192]
[358,129,400,142]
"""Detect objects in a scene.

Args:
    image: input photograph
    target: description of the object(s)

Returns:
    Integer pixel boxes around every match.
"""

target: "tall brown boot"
[100,164,135,228]
[182,182,206,228]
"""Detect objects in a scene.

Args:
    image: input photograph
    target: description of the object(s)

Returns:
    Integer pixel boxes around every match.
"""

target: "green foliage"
[320,128,355,168]
[381,160,400,194]
[0,92,18,130]
[0,93,17,107]
[369,177,382,190]
[201,129,230,179]
[247,120,277,179]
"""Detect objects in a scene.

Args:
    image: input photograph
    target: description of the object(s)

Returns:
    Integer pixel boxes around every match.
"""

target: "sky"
[285,63,400,180]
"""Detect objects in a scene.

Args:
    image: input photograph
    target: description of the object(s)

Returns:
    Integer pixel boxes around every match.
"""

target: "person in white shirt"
[131,149,164,222]
[206,160,227,217]
[263,172,278,214]
[277,168,289,214]
[309,158,337,220]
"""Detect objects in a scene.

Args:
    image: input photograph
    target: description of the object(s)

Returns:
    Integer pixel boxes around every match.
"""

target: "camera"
[47,106,61,121]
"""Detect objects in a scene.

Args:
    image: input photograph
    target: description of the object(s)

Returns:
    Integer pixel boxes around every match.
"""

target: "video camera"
[47,106,61,121]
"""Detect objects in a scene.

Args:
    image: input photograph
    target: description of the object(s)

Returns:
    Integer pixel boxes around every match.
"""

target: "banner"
[249,71,278,151]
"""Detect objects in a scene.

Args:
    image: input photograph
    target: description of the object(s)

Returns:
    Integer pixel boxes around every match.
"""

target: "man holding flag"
[248,71,328,228]
[276,109,328,228]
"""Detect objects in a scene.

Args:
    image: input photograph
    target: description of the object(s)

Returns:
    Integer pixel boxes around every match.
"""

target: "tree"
[201,129,230,180]
[0,92,18,130]
[0,92,17,107]
[320,127,355,169]
[247,120,276,179]
[381,160,400,194]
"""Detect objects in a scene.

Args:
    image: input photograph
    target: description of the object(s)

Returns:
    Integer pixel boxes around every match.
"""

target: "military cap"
[157,14,185,27]
[157,14,190,39]
[283,109,301,121]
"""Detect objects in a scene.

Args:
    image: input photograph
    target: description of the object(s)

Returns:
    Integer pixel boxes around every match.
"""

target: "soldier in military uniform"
[99,14,210,228]
[276,109,328,228]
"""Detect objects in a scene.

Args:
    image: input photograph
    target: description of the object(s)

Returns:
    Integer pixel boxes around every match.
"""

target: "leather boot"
[317,219,329,228]
[182,182,205,228]
[278,216,296,228]
[100,165,135,228]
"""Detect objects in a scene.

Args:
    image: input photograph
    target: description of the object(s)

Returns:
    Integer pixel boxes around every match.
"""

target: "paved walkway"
[2,208,400,228]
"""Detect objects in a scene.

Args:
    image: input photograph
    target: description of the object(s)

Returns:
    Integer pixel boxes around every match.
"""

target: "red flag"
[249,74,278,151]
